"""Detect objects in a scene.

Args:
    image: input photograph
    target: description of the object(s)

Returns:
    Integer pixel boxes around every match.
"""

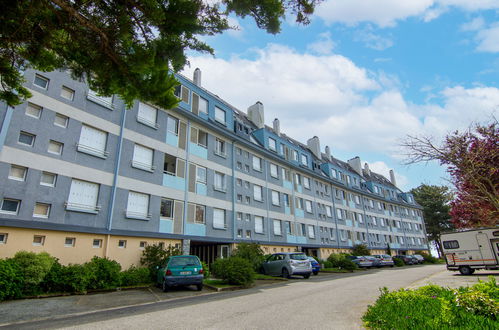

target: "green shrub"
[323,260,333,269]
[327,254,357,271]
[0,259,23,301]
[60,264,92,293]
[363,278,499,329]
[393,257,405,267]
[420,252,440,264]
[119,266,151,286]
[352,244,370,256]
[11,251,55,294]
[201,261,210,279]
[231,243,265,273]
[211,257,255,287]
[140,244,181,280]
[84,257,121,290]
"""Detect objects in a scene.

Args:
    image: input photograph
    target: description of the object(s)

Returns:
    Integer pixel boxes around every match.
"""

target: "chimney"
[247,102,265,129]
[193,68,201,86]
[307,136,321,159]
[347,156,362,176]
[389,169,397,186]
[325,146,331,161]
[364,162,371,176]
[273,118,280,135]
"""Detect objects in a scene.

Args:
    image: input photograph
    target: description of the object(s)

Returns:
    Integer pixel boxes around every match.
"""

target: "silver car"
[262,253,312,278]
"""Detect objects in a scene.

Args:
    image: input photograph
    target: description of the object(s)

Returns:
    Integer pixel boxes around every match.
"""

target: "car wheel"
[162,279,169,292]
[303,273,311,279]
[459,266,474,275]
[196,284,203,291]
[282,268,290,279]
[390,265,394,268]
[313,271,319,275]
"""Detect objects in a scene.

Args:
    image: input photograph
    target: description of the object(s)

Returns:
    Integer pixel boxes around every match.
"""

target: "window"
[196,95,208,114]
[244,164,250,172]
[93,239,102,248]
[214,172,226,191]
[237,194,243,202]
[48,140,63,155]
[215,138,226,156]
[303,177,310,189]
[246,230,251,239]
[336,208,343,219]
[236,162,242,170]
[77,125,108,158]
[195,205,205,224]
[167,115,179,135]
[283,194,290,207]
[271,190,280,206]
[118,240,127,248]
[253,185,263,202]
[236,212,243,221]
[9,165,27,181]
[33,235,45,246]
[0,233,7,244]
[65,237,75,247]
[443,240,459,249]
[308,225,315,238]
[292,150,298,161]
[268,138,277,151]
[137,102,158,128]
[286,221,292,235]
[126,191,150,219]
[33,202,50,218]
[273,220,282,236]
[61,86,75,101]
[18,131,35,146]
[245,196,251,204]
[305,200,313,213]
[139,241,147,249]
[296,197,303,209]
[237,229,243,238]
[252,155,262,171]
[270,163,278,178]
[301,154,308,165]
[294,173,301,185]
[326,206,332,217]
[255,216,264,233]
[174,85,190,103]
[40,172,57,187]
[0,198,20,215]
[354,195,360,204]
[213,208,226,229]
[160,198,174,219]
[54,113,69,128]
[87,89,113,108]
[236,178,242,186]
[196,166,207,184]
[215,107,226,124]
[26,103,42,118]
[33,74,49,89]
[132,144,154,171]
[66,179,100,212]
[191,127,208,148]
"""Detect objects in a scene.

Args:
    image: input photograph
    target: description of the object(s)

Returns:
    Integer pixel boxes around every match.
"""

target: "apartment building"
[0,68,429,268]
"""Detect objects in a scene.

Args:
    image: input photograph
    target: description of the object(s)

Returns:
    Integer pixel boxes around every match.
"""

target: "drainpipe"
[330,183,340,251]
[231,141,236,240]
[106,105,127,231]
[183,120,191,238]
[360,196,371,250]
[264,159,271,243]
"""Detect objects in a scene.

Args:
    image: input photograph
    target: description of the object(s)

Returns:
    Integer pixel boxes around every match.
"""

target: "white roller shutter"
[255,216,264,233]
[213,208,225,229]
[133,144,154,171]
[126,191,149,218]
[78,125,107,157]
[67,179,99,210]
[138,102,158,127]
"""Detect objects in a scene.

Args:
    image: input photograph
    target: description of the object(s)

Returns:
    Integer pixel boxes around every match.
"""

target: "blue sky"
[182,1,499,191]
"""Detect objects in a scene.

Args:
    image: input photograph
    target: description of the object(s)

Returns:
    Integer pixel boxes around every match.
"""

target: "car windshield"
[290,254,307,260]
[169,257,200,267]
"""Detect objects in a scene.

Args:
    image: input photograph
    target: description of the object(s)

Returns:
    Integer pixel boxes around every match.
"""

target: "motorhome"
[441,227,499,275]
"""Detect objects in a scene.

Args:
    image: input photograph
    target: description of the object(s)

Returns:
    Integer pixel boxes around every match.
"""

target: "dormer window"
[292,150,298,161]
[268,138,277,151]
[215,107,226,125]
[301,154,307,166]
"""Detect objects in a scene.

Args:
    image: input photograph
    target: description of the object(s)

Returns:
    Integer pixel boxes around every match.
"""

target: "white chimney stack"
[348,157,362,176]
[364,162,371,176]
[247,101,265,129]
[273,118,280,135]
[389,169,397,186]
[325,146,331,161]
[193,68,201,86]
[307,136,321,159]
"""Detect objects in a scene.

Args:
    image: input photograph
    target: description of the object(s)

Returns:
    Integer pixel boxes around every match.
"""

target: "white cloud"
[226,17,244,38]
[476,23,499,52]
[307,32,335,55]
[436,0,499,11]
[367,161,409,188]
[460,17,485,31]
[182,44,499,162]
[353,27,394,50]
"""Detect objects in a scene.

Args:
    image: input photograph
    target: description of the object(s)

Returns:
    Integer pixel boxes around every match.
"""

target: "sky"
[182,0,499,192]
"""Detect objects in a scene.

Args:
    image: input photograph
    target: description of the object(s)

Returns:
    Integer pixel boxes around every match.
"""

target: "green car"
[157,255,204,292]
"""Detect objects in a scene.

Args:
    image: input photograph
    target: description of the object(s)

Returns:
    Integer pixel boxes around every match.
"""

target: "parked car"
[408,255,422,264]
[347,256,373,268]
[307,256,321,275]
[156,255,204,292]
[365,256,382,268]
[394,255,415,265]
[372,254,395,267]
[412,254,425,264]
[262,253,312,278]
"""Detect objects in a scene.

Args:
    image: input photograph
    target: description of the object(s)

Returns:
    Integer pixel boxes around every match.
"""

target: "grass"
[254,274,288,281]
[203,279,234,288]
[321,268,353,273]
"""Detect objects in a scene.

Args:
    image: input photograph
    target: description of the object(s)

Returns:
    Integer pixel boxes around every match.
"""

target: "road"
[4,265,497,330]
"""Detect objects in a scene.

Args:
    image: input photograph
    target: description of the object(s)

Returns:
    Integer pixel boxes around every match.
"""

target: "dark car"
[394,255,415,265]
[347,255,373,268]
[307,256,321,275]
[156,255,204,292]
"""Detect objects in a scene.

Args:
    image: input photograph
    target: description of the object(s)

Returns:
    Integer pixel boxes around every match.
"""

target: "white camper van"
[441,228,499,275]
